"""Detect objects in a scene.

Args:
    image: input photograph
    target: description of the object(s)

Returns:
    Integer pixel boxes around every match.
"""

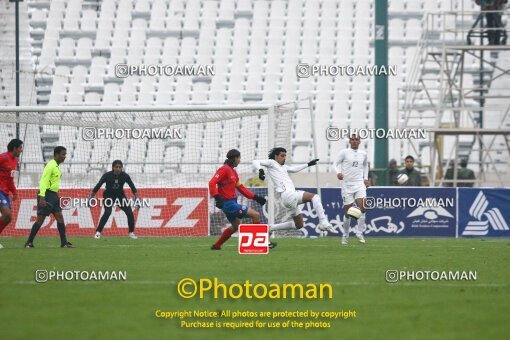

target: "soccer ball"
[397,173,409,185]
[347,206,362,220]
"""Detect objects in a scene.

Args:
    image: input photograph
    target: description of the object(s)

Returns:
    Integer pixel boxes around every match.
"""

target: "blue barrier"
[245,187,510,238]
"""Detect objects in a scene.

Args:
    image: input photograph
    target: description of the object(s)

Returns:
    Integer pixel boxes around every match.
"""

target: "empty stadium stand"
[0,0,508,183]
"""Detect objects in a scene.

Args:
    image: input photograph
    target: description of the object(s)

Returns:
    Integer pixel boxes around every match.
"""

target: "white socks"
[343,216,351,236]
[357,213,366,234]
[311,195,327,222]
[269,221,296,232]
[269,221,305,236]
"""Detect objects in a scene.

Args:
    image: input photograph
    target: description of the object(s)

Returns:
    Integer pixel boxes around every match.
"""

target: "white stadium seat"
[0,0,498,177]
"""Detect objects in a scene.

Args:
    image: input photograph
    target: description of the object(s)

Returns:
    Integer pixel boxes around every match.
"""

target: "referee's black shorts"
[37,190,62,216]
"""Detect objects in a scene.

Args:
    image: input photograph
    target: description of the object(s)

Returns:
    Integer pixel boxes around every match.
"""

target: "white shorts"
[279,190,304,217]
[342,186,366,206]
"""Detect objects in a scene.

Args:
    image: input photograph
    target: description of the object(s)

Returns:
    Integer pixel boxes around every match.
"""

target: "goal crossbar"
[0,105,278,128]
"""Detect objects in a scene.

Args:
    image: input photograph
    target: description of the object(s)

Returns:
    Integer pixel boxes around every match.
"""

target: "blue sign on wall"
[363,188,456,237]
[458,189,510,237]
[242,187,509,238]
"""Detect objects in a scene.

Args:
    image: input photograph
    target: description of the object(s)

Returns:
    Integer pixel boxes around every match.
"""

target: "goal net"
[0,103,307,237]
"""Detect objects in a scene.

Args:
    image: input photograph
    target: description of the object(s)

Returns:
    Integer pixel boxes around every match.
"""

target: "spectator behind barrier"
[398,155,422,186]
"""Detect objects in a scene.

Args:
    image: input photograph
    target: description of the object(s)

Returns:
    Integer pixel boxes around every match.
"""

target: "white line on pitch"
[7,281,508,288]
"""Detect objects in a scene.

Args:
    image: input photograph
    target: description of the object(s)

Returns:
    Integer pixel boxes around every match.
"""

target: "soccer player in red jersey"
[209,149,274,250]
[0,139,23,248]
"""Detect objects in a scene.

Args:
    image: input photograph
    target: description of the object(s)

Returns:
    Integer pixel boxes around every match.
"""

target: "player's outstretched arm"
[236,182,255,199]
[286,159,319,173]
[236,182,266,206]
[285,163,309,173]
[252,159,272,180]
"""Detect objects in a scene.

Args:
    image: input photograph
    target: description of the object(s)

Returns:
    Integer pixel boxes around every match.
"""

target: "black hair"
[268,147,287,160]
[112,160,123,168]
[7,139,23,152]
[54,146,67,156]
[224,149,241,165]
[405,155,414,162]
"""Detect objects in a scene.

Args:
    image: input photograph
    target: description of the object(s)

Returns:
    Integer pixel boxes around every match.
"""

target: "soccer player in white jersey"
[252,147,335,237]
[332,134,369,245]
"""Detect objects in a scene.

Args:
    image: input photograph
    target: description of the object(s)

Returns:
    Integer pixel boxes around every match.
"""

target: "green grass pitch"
[0,236,509,339]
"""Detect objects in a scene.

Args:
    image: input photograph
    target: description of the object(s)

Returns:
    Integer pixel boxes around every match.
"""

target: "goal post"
[0,103,314,237]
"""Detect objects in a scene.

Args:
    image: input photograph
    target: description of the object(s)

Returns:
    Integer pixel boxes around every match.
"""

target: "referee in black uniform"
[88,160,139,239]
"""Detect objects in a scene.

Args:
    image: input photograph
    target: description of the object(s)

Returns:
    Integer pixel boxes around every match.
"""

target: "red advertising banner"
[1,188,209,237]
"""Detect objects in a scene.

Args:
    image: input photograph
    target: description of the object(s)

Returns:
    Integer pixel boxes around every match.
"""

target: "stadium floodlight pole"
[374,0,389,171]
[309,97,321,198]
[15,0,20,139]
[478,12,485,182]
